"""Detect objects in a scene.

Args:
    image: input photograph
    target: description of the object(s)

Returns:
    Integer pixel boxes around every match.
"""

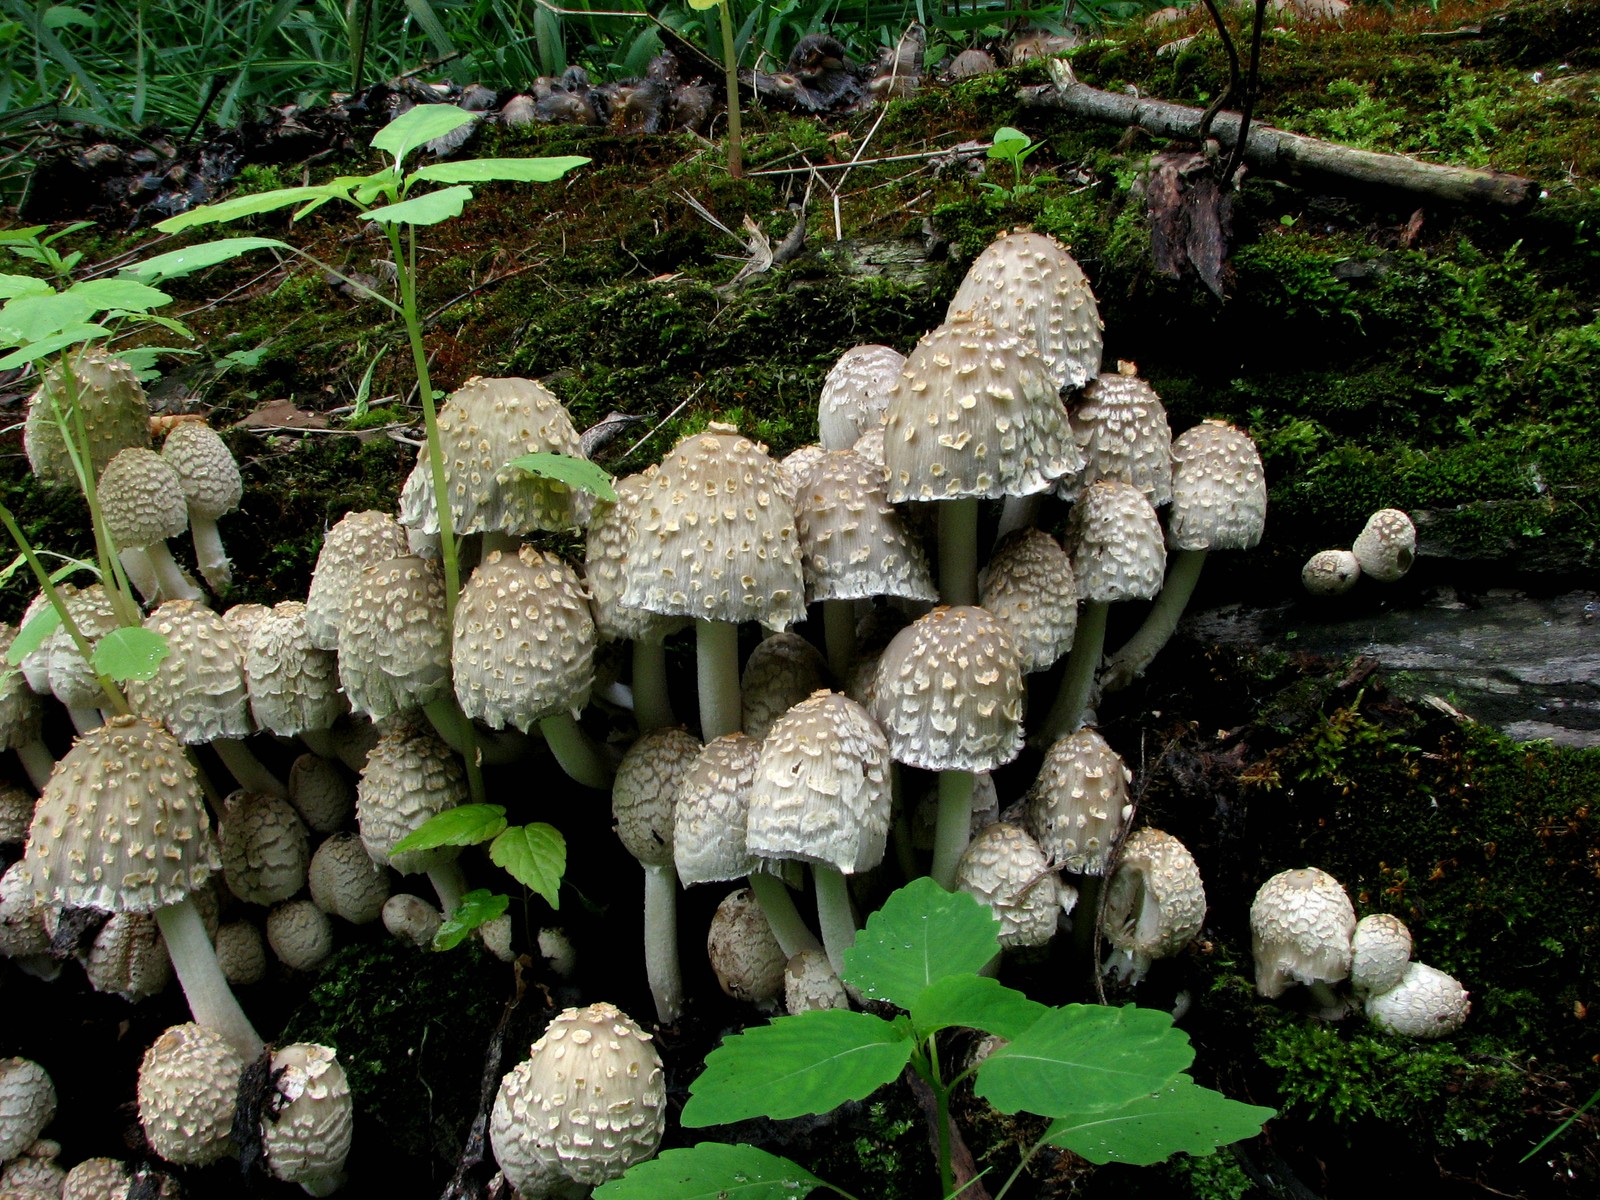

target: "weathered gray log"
[1018,75,1538,210]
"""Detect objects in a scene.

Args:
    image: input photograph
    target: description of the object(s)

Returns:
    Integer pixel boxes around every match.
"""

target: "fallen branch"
[1019,65,1538,211]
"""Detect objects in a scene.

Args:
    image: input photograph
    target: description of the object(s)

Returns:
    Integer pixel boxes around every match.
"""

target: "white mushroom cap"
[136,1024,243,1166]
[1066,480,1167,603]
[1101,828,1207,984]
[39,585,120,710]
[1249,867,1357,999]
[24,348,150,486]
[85,912,174,1001]
[0,628,42,754]
[337,555,452,721]
[266,899,335,971]
[260,1043,354,1196]
[1350,913,1413,998]
[1352,508,1416,582]
[538,927,577,979]
[214,920,267,986]
[0,786,32,847]
[784,949,849,1013]
[246,602,346,738]
[98,448,189,548]
[1167,420,1267,551]
[1070,367,1172,505]
[0,863,49,960]
[304,511,410,652]
[356,722,468,876]
[382,894,443,949]
[979,528,1077,674]
[308,831,392,925]
[288,754,355,835]
[0,1139,63,1196]
[956,821,1075,950]
[740,632,830,742]
[1363,961,1470,1038]
[672,733,764,886]
[0,1060,55,1164]
[62,1158,132,1200]
[584,468,687,645]
[707,887,787,1007]
[613,727,702,869]
[219,790,311,905]
[160,423,241,522]
[792,449,937,605]
[1024,728,1133,876]
[479,914,515,962]
[1301,549,1361,596]
[125,600,253,743]
[818,344,904,450]
[778,444,829,510]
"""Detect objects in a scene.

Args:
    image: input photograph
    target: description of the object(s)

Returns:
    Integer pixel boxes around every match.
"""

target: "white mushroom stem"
[632,638,676,732]
[538,712,616,790]
[146,540,205,603]
[823,601,857,681]
[67,706,104,732]
[747,871,822,957]
[1038,599,1109,744]
[212,738,288,799]
[154,898,265,1060]
[931,769,976,891]
[1100,548,1208,695]
[995,493,1043,543]
[696,619,742,741]
[643,863,684,1024]
[117,546,161,604]
[188,515,231,594]
[938,498,980,607]
[428,859,468,917]
[13,740,55,792]
[812,864,859,977]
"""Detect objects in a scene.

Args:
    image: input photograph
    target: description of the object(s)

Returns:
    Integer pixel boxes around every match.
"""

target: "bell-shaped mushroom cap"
[288,754,355,835]
[218,790,310,905]
[818,344,904,450]
[868,606,1025,773]
[491,1001,666,1187]
[613,727,701,869]
[673,733,763,886]
[1167,420,1267,551]
[246,602,346,737]
[17,584,112,701]
[792,449,938,604]
[24,348,150,486]
[1302,549,1361,596]
[1066,480,1167,602]
[1070,367,1172,505]
[584,468,687,644]
[403,376,591,537]
[1350,913,1413,998]
[778,444,829,510]
[882,313,1082,504]
[956,821,1075,950]
[161,423,241,520]
[125,601,253,743]
[1364,961,1470,1038]
[620,423,806,630]
[260,1043,354,1196]
[356,722,468,876]
[1024,727,1133,876]
[214,920,267,987]
[383,894,443,949]
[1352,508,1416,582]
[785,948,849,1013]
[62,1157,132,1200]
[25,715,217,913]
[747,690,893,875]
[1249,866,1357,999]
[337,555,451,721]
[1101,828,1206,983]
[707,888,787,1006]
[741,632,830,742]
[222,603,272,653]
[0,1059,55,1163]
[308,832,391,925]
[304,511,410,651]
[85,912,174,1001]
[0,627,42,752]
[99,448,189,549]
[979,529,1077,674]
[946,229,1104,392]
[136,1023,243,1166]
[452,547,596,732]
[0,862,48,960]
[266,899,334,971]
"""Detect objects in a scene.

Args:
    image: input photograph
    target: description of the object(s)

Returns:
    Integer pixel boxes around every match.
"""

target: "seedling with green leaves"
[981,126,1058,204]
[596,878,1273,1199]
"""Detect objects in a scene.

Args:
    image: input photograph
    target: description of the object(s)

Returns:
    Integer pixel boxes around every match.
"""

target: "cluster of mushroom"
[1302,508,1417,596]
[1250,867,1470,1037]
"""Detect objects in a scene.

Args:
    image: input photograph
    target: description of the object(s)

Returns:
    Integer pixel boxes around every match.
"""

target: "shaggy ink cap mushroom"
[356,720,470,914]
[1024,727,1133,876]
[160,423,242,594]
[267,899,335,971]
[1364,962,1470,1038]
[956,821,1075,951]
[246,602,347,744]
[818,344,904,450]
[0,1060,55,1165]
[707,887,788,1008]
[136,1023,243,1167]
[219,790,311,905]
[1250,866,1357,1005]
[778,444,828,511]
[62,1157,133,1200]
[1302,549,1361,596]
[1100,827,1207,984]
[98,448,203,604]
[0,626,50,791]
[1352,508,1417,582]
[85,912,174,1001]
[260,1043,355,1197]
[215,920,268,986]
[0,1138,63,1196]
[24,347,150,488]
[1069,365,1172,506]
[979,528,1077,675]
[337,555,452,723]
[288,754,355,835]
[1350,912,1412,999]
[304,511,410,652]
[741,632,831,741]
[308,831,391,925]
[0,862,49,963]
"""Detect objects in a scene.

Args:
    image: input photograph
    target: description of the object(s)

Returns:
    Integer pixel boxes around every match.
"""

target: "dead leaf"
[232,399,329,432]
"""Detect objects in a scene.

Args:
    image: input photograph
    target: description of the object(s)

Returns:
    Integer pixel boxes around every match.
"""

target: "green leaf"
[411,156,592,186]
[504,452,618,501]
[122,237,290,282]
[687,0,724,9]
[490,823,566,908]
[153,187,339,234]
[0,290,100,343]
[64,278,170,313]
[0,325,113,369]
[975,1004,1196,1118]
[7,606,61,665]
[92,626,169,682]
[682,1010,913,1127]
[840,877,1000,1010]
[365,186,474,227]
[594,1143,827,1199]
[0,227,49,245]
[910,974,1050,1041]
[391,804,509,855]
[433,889,509,951]
[1043,1077,1275,1165]
[0,274,53,300]
[371,104,477,165]
[989,126,1030,160]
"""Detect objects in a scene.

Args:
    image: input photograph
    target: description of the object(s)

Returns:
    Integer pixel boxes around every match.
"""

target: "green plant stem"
[925,1037,955,1200]
[1100,548,1208,695]
[990,1135,1050,1200]
[716,0,742,178]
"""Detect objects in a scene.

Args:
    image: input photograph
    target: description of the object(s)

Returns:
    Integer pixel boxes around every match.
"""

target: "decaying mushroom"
[707,887,788,1008]
[260,1043,355,1196]
[1364,961,1470,1038]
[1250,866,1357,1015]
[1101,827,1206,984]
[1352,508,1417,582]
[956,821,1076,951]
[1302,549,1361,596]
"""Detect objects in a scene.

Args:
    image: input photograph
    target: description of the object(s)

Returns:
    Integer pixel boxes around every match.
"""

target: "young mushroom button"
[1250,866,1357,1010]
[24,347,150,487]
[160,423,242,594]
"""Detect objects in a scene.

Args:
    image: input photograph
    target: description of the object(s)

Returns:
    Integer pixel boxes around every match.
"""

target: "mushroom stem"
[938,498,980,607]
[642,863,684,1024]
[427,859,467,917]
[812,864,859,977]
[1037,599,1109,744]
[995,493,1043,543]
[13,740,55,792]
[822,601,857,681]
[154,898,265,1060]
[931,769,976,891]
[212,738,287,799]
[1100,548,1209,695]
[188,515,231,594]
[537,711,616,790]
[146,541,205,603]
[117,546,161,604]
[747,871,822,957]
[696,619,742,741]
[421,696,488,806]
[299,727,339,761]
[67,706,104,733]
[631,638,675,733]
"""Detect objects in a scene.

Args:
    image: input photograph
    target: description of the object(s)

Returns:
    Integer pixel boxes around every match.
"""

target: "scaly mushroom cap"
[260,1043,355,1196]
[337,555,451,721]
[398,375,591,537]
[24,348,150,486]
[491,1002,666,1188]
[308,831,391,925]
[741,632,830,741]
[136,1024,243,1166]
[288,754,355,835]
[1,1138,63,1196]
[784,948,849,1013]
[1101,828,1207,982]
[778,444,829,510]
[160,424,241,522]
[222,603,272,657]
[62,1158,133,1200]
[792,449,938,604]
[356,722,468,876]
[304,511,410,651]
[246,602,346,737]
[85,912,174,1001]
[0,786,32,846]
[382,894,443,949]
[979,528,1077,674]
[0,862,48,959]
[1070,367,1172,505]
[0,1060,55,1164]
[1024,727,1133,876]
[584,468,687,644]
[672,733,764,886]
[1249,866,1357,999]
[852,424,885,469]
[612,727,702,869]
[868,606,1025,773]
[946,229,1104,392]
[126,601,253,743]
[1351,913,1413,998]
[34,586,119,709]
[214,920,267,986]
[956,821,1075,949]
[98,449,189,549]
[707,887,787,1005]
[266,899,334,971]
[25,715,216,913]
[0,627,42,752]
[1352,508,1416,582]
[620,423,805,629]
[747,690,892,875]
[218,790,310,905]
[1364,962,1470,1038]
[818,345,904,450]
[882,313,1082,503]
[1301,549,1361,595]
[452,547,595,732]
[1167,420,1267,551]
[1065,480,1167,602]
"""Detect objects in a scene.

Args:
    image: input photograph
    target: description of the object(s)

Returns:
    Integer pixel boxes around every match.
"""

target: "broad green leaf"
[433,889,508,950]
[504,453,618,501]
[122,237,290,282]
[365,186,473,227]
[7,606,62,664]
[43,6,96,31]
[411,156,591,185]
[490,823,565,908]
[910,974,1049,1041]
[840,877,1000,1010]
[989,126,1030,159]
[682,1010,913,1127]
[371,104,476,165]
[0,290,100,343]
[0,325,113,369]
[0,227,49,244]
[0,274,53,300]
[391,803,508,855]
[154,187,339,234]
[688,0,723,8]
[594,1143,827,1199]
[93,626,169,682]
[65,278,170,313]
[975,1004,1195,1118]
[1043,1077,1275,1165]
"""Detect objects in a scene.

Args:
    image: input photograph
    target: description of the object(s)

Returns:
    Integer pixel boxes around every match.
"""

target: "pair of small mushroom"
[1302,508,1418,596]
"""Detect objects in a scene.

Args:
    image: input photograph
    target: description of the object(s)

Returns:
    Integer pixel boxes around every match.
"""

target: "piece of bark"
[905,1068,991,1200]
[1143,150,1234,297]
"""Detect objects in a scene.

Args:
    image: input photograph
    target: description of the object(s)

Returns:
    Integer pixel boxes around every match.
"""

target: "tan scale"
[1352,508,1417,582]
[1351,912,1413,999]
[218,790,311,905]
[308,831,391,925]
[160,423,242,592]
[136,1024,243,1166]
[356,722,468,877]
[84,912,173,1001]
[613,727,701,870]
[672,733,766,887]
[337,555,452,722]
[266,899,334,971]
[0,1059,54,1165]
[1066,480,1167,603]
[1167,420,1268,551]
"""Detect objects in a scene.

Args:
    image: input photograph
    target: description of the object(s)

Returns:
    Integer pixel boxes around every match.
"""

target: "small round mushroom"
[288,754,355,835]
[62,1158,133,1200]
[1069,364,1173,506]
[0,1138,64,1196]
[1352,508,1417,582]
[98,448,204,603]
[784,949,849,1013]
[1250,867,1357,1012]
[1302,549,1361,596]
[85,912,174,1001]
[1363,961,1470,1038]
[219,790,311,906]
[214,920,268,987]
[266,900,335,972]
[1350,912,1413,999]
[260,1043,354,1197]
[707,888,787,1009]
[357,721,469,915]
[1100,828,1207,984]
[308,832,391,925]
[382,894,443,949]
[136,1023,244,1167]
[741,632,830,742]
[161,423,242,594]
[979,528,1077,675]
[0,1060,55,1165]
